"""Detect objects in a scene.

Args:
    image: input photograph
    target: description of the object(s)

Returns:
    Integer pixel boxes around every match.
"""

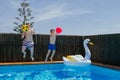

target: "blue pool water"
[0,63,120,80]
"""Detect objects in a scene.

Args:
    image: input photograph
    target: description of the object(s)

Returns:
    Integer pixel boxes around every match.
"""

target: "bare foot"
[23,53,26,58]
[31,57,34,61]
[50,57,53,61]
[45,58,48,62]
[45,60,47,62]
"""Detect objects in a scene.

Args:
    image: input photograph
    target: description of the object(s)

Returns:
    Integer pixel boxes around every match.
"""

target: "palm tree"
[13,0,34,33]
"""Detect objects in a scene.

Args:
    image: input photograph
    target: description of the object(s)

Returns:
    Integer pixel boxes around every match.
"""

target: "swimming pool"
[0,63,120,80]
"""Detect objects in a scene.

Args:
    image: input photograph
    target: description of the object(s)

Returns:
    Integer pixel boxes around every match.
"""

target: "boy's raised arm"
[21,32,25,39]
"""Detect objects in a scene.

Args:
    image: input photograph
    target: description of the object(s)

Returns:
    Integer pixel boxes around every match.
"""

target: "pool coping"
[0,61,120,70]
[92,62,120,70]
[0,61,63,66]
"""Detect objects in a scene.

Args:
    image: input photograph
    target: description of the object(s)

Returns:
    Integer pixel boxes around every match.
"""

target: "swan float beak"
[89,42,94,45]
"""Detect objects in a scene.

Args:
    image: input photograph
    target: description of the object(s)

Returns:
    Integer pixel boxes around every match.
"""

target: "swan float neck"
[84,39,91,60]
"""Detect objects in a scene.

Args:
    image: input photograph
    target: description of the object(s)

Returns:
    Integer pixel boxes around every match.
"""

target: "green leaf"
[19,14,22,16]
[26,8,30,11]
[15,17,22,21]
[13,22,18,25]
[15,27,19,29]
[18,25,22,28]
[13,29,18,32]
[18,8,22,12]
[28,12,31,16]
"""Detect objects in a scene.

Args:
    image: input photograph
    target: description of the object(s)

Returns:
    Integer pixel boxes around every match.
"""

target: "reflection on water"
[1,64,119,80]
[62,65,92,80]
[0,64,92,80]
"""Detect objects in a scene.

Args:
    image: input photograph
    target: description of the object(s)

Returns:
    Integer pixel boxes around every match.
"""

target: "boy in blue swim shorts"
[45,29,57,62]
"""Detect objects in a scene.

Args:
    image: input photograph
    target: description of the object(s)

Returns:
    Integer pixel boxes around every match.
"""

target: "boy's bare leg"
[29,47,34,61]
[45,50,51,62]
[50,50,55,61]
[22,46,27,58]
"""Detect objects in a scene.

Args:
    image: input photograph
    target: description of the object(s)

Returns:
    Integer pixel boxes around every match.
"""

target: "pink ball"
[56,27,62,34]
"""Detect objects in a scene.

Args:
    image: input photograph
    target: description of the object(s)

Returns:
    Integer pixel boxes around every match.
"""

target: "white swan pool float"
[63,39,93,66]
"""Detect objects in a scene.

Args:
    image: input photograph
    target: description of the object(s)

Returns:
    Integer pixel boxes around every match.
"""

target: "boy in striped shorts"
[21,23,35,61]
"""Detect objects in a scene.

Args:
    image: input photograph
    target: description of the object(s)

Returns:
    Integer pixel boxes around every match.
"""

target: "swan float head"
[84,39,94,46]
[84,39,93,60]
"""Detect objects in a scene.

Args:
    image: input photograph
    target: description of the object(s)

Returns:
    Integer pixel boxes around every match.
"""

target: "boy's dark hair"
[26,23,30,25]
[50,29,55,33]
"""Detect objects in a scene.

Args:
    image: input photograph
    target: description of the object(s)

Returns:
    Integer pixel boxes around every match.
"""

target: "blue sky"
[0,0,120,35]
